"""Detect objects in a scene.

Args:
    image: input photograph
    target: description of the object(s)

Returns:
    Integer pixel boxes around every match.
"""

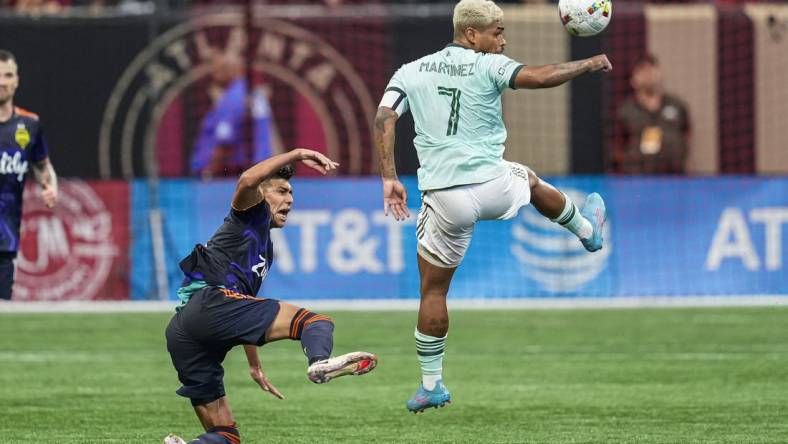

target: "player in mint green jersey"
[375,0,612,413]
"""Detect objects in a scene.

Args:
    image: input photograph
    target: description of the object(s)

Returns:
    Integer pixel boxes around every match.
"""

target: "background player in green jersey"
[375,0,612,412]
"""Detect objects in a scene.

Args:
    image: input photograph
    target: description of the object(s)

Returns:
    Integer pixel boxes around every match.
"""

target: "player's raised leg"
[263,301,378,383]
[527,167,606,252]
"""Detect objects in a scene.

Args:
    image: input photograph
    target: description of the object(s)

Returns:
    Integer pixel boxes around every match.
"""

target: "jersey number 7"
[437,86,461,136]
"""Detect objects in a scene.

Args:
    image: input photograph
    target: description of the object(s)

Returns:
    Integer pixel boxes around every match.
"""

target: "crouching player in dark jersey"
[164,148,378,444]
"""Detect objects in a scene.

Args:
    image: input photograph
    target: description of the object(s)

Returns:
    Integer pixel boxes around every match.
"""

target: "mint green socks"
[415,328,446,390]
[552,192,593,240]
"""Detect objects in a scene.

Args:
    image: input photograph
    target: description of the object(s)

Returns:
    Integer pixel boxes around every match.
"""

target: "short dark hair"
[634,53,659,69]
[273,164,295,181]
[0,50,16,63]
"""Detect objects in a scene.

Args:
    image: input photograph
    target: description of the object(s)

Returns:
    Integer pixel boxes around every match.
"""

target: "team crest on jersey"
[15,124,30,149]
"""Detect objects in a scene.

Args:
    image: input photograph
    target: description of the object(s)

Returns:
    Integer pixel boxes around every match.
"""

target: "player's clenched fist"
[587,54,612,73]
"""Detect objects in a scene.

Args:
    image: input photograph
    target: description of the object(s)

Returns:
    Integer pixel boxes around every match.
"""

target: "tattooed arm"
[375,106,410,221]
[514,54,612,89]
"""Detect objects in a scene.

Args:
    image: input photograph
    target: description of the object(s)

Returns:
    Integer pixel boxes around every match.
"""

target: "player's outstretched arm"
[32,158,58,209]
[514,54,612,89]
[243,344,284,400]
[375,106,410,221]
[232,148,338,210]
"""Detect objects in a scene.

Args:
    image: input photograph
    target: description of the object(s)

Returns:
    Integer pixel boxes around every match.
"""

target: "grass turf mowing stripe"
[0,307,786,443]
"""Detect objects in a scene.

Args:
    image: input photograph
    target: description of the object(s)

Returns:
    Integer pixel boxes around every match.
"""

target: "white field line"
[0,296,787,313]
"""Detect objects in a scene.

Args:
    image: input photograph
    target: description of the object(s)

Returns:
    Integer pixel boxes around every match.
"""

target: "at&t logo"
[510,189,611,292]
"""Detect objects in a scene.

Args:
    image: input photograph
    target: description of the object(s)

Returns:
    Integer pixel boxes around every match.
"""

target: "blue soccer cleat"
[580,192,606,252]
[406,380,452,413]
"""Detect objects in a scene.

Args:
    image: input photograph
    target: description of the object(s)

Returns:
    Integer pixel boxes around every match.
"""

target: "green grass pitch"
[1,307,787,443]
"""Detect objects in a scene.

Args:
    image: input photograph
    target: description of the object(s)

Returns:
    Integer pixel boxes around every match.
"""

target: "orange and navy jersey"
[179,200,274,297]
[0,107,49,252]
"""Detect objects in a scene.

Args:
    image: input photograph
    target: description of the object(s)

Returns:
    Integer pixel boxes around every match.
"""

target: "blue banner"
[130,177,788,300]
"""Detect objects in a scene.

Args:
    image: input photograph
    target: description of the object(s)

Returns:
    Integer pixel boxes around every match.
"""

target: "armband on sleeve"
[379,87,409,116]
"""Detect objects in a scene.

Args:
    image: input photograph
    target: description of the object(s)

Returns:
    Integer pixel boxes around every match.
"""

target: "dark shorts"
[165,286,280,405]
[0,252,16,300]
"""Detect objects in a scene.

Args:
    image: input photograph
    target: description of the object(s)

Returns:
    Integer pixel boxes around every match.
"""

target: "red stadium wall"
[0,5,784,178]
[14,180,130,301]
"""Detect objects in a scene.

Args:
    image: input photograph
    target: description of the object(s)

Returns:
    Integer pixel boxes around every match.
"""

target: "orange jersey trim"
[219,287,267,302]
[14,107,39,120]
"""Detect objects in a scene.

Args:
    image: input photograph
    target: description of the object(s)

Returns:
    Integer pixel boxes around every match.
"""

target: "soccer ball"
[558,0,612,37]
